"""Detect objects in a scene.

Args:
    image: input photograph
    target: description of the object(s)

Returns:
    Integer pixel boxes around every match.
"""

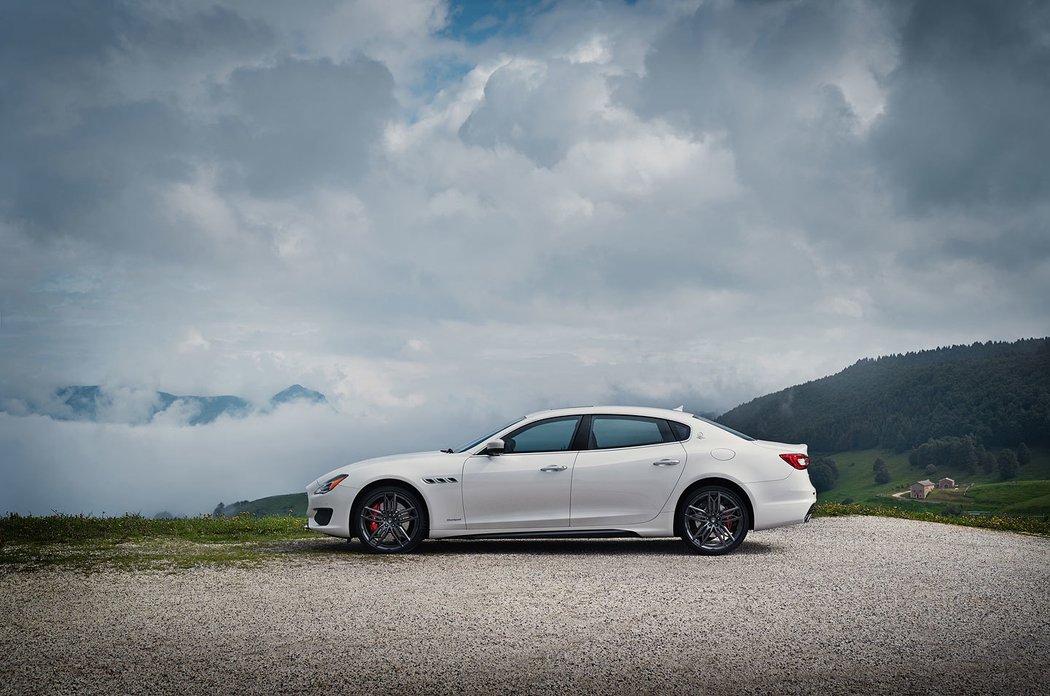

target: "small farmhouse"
[937,477,955,489]
[911,480,936,499]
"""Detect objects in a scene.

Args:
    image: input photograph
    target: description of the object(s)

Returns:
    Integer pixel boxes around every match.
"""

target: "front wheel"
[352,486,427,554]
[680,485,750,555]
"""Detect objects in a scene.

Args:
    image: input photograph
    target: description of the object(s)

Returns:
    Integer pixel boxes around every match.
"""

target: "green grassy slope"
[927,481,1050,515]
[819,446,1050,514]
[225,493,307,518]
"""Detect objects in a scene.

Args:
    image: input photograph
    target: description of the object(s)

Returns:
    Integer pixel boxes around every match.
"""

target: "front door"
[462,416,581,530]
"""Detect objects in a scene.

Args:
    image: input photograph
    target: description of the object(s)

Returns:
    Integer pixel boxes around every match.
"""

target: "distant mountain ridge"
[719,338,1050,452]
[269,384,327,407]
[4,383,328,426]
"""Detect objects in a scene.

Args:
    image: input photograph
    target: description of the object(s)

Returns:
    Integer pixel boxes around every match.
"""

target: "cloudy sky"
[1,0,1047,515]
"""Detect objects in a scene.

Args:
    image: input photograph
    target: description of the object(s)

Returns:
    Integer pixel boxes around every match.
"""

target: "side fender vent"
[422,476,459,484]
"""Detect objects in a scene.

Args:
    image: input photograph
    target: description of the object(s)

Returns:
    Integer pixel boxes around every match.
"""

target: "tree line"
[908,436,1030,481]
[719,338,1050,453]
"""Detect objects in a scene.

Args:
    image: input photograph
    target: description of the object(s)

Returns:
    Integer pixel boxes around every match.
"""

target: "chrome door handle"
[652,459,680,466]
[540,465,567,472]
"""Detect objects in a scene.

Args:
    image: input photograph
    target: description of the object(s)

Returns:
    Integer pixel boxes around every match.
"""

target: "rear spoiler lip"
[752,439,809,454]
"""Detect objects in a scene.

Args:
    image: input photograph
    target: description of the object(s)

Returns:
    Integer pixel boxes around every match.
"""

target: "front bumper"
[305,483,359,539]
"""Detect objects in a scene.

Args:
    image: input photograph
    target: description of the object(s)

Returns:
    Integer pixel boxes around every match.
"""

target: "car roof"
[521,405,695,422]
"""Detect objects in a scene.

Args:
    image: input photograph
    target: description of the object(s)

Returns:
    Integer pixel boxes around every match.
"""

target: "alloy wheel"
[357,489,422,553]
[682,487,748,554]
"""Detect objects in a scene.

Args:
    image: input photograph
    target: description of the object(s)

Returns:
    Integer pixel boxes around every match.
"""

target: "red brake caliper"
[369,502,382,534]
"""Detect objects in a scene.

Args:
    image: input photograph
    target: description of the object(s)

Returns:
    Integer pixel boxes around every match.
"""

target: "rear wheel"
[680,485,749,555]
[352,486,427,554]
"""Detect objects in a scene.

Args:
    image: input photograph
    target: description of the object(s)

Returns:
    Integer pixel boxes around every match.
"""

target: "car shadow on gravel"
[283,537,777,557]
[271,535,778,558]
[416,538,778,556]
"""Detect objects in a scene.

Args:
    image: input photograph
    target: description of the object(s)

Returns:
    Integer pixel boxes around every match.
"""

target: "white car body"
[306,406,816,553]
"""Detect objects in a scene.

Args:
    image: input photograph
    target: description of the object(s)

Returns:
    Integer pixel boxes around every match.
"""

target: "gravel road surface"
[3,516,1049,695]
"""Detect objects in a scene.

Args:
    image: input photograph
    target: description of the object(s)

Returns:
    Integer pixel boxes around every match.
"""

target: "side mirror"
[483,439,505,456]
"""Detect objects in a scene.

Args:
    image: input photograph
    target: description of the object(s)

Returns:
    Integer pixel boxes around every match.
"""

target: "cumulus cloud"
[459,58,618,167]
[0,0,1047,514]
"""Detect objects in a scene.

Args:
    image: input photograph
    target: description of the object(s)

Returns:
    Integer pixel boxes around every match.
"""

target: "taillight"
[780,453,809,470]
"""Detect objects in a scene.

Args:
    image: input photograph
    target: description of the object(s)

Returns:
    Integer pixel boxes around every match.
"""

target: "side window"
[503,416,582,454]
[667,420,691,441]
[589,416,674,449]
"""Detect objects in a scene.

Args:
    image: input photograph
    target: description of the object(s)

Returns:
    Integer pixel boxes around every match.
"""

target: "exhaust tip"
[804,505,814,523]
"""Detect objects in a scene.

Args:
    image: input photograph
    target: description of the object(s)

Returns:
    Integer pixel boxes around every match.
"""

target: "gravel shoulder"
[3,516,1049,695]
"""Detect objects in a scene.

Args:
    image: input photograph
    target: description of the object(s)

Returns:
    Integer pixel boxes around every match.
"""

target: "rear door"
[570,415,688,527]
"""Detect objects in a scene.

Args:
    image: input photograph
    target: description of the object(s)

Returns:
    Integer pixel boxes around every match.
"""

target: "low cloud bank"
[0,402,493,517]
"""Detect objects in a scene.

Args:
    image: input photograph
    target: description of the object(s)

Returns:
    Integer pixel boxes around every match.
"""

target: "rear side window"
[589,416,674,449]
[504,416,582,453]
[668,420,691,441]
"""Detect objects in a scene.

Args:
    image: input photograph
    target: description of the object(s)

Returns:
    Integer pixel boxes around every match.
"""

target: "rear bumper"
[749,475,817,531]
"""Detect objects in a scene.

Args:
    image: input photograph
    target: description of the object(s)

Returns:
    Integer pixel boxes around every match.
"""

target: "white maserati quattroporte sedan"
[306,406,816,555]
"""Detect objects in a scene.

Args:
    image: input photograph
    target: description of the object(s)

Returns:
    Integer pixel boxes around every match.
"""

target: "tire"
[679,485,750,555]
[352,486,428,554]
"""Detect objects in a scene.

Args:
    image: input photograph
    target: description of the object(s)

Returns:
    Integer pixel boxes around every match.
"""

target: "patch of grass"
[913,481,1050,515]
[1001,493,1050,515]
[967,480,1050,508]
[0,513,324,571]
[812,502,1050,537]
[0,512,314,545]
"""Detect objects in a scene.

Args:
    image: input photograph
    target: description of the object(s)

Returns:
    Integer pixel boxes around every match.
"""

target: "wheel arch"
[672,477,756,536]
[350,478,431,539]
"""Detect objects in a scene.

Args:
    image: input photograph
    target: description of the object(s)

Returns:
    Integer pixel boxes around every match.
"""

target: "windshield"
[692,415,755,441]
[454,417,526,453]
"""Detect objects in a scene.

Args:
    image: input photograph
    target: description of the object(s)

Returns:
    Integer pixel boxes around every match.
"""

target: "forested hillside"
[719,338,1050,452]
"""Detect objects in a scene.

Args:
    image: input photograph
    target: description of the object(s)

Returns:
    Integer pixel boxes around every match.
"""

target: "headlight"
[314,474,348,494]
